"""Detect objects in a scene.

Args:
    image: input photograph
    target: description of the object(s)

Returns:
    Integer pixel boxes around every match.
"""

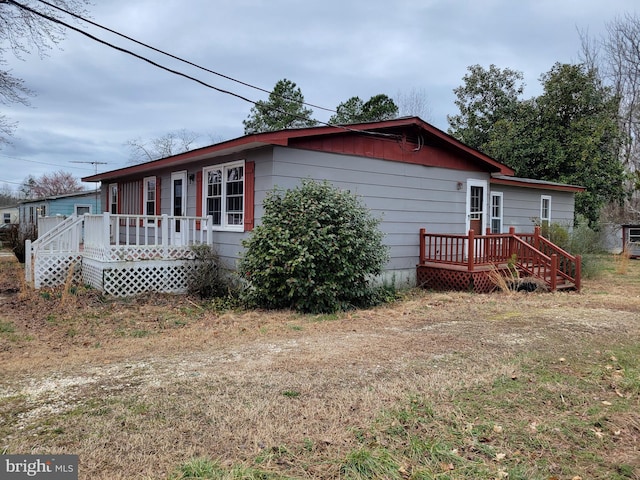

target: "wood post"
[161,214,169,258]
[419,228,426,264]
[550,254,558,292]
[508,226,516,260]
[25,239,32,286]
[467,229,475,271]
[533,225,541,250]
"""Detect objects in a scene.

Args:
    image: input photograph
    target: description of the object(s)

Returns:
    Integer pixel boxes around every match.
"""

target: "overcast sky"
[1,0,638,191]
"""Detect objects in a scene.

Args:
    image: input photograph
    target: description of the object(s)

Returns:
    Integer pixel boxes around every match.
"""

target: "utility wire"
[36,0,336,114]
[8,0,402,140]
[0,153,95,171]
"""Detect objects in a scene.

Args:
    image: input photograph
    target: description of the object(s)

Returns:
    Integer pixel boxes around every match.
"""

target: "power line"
[0,153,94,171]
[36,0,336,114]
[7,0,402,140]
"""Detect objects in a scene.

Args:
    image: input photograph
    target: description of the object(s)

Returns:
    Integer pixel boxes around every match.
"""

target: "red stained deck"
[417,226,581,293]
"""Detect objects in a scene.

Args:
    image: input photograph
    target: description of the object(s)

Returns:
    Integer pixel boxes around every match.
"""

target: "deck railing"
[419,226,581,291]
[83,213,215,262]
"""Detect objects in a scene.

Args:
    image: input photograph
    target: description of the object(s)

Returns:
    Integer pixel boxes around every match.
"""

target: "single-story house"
[19,189,101,234]
[26,117,583,294]
[0,205,18,224]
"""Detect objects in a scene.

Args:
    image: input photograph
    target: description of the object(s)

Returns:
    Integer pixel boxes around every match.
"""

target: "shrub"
[569,214,604,255]
[8,224,36,263]
[239,179,389,313]
[187,244,232,299]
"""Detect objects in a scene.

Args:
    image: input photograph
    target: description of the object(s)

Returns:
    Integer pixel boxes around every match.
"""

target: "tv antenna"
[70,161,108,212]
[69,160,108,174]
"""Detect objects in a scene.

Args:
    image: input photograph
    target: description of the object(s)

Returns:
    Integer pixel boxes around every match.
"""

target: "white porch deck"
[26,213,216,296]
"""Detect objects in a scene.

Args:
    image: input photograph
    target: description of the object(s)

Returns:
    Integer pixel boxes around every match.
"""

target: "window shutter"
[195,170,203,230]
[244,161,255,231]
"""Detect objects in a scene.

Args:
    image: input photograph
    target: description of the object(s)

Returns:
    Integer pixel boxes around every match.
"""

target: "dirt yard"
[1,252,639,479]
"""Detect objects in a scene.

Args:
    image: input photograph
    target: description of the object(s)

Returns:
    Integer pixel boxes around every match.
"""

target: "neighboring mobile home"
[19,190,101,234]
[0,205,18,225]
[27,117,583,294]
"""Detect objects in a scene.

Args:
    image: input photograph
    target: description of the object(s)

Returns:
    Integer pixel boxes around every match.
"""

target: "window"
[39,205,46,217]
[109,184,118,214]
[75,205,91,216]
[470,186,482,220]
[3,213,9,224]
[540,195,552,227]
[490,192,503,234]
[28,206,35,224]
[143,176,157,216]
[203,161,244,230]
[629,228,640,244]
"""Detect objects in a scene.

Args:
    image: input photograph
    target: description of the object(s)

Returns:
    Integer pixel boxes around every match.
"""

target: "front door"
[171,171,187,245]
[466,179,487,235]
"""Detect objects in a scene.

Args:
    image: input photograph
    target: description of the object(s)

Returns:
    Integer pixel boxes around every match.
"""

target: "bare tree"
[125,129,203,164]
[395,88,432,120]
[580,14,640,222]
[0,182,18,205]
[0,0,90,144]
[22,170,84,198]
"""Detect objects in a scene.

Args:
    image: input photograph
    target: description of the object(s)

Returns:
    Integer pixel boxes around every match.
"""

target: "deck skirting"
[82,257,199,297]
[417,263,511,293]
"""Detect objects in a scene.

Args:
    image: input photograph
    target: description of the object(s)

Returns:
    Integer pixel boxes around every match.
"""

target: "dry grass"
[0,251,639,479]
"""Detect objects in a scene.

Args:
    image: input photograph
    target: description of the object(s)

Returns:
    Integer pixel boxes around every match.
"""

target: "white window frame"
[202,160,245,232]
[490,192,503,234]
[74,204,92,216]
[109,183,118,214]
[143,176,157,222]
[540,195,552,226]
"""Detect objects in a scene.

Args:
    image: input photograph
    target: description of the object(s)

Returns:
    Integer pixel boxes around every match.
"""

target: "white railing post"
[102,212,111,259]
[162,214,169,258]
[206,215,213,245]
[25,239,32,286]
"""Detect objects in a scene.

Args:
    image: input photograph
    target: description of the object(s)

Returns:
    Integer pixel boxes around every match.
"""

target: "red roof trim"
[83,117,514,182]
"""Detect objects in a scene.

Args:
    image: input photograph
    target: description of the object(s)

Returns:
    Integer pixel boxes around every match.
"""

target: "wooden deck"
[417,227,581,293]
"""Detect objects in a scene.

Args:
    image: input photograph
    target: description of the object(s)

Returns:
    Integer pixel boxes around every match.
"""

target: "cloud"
[1,0,637,189]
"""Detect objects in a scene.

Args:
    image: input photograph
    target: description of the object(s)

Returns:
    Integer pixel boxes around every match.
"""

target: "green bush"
[569,214,604,255]
[239,179,390,313]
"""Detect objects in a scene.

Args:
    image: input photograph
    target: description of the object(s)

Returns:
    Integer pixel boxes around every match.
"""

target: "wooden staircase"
[418,226,581,293]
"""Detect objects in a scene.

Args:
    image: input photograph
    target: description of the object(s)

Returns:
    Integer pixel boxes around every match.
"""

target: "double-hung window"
[540,195,552,227]
[143,176,157,216]
[109,184,118,214]
[203,161,244,231]
[490,192,503,234]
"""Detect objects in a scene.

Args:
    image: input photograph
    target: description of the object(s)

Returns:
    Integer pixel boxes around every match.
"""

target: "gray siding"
[495,185,575,232]
[263,147,490,284]
[97,147,577,286]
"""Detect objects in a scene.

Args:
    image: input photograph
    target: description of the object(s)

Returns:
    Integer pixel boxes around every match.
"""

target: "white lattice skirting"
[82,257,199,297]
[33,253,83,289]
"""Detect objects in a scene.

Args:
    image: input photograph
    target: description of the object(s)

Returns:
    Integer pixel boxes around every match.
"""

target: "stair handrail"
[524,226,581,291]
[31,214,84,251]
[511,234,580,291]
[25,214,86,287]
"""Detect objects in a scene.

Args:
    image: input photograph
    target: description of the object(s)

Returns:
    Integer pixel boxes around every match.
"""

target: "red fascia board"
[82,117,514,182]
[490,176,585,192]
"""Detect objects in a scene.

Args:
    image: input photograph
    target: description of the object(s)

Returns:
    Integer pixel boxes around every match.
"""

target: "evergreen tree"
[243,79,316,134]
